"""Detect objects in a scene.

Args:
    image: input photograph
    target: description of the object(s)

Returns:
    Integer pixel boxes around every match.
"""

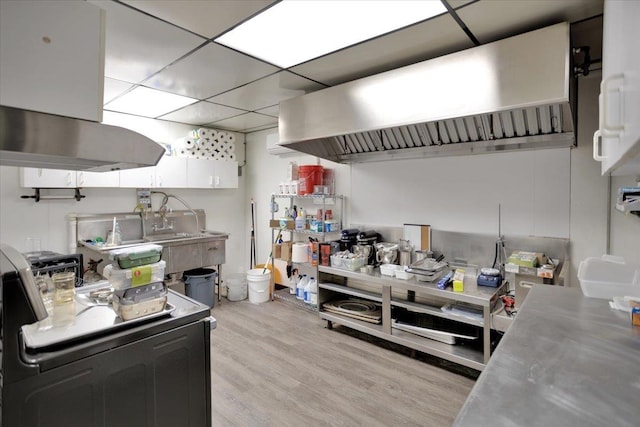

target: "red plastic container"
[298,165,323,195]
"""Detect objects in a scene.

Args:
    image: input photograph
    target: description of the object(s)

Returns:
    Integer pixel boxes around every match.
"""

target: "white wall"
[244,73,639,288]
[0,114,249,278]
[350,149,570,238]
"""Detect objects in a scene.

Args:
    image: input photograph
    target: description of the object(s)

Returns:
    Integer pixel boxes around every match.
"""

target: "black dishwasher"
[0,243,214,427]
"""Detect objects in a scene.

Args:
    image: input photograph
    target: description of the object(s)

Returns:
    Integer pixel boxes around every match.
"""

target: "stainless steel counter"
[453,286,639,427]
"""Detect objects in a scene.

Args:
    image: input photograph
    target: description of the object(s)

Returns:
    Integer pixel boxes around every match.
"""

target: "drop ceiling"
[92,0,603,134]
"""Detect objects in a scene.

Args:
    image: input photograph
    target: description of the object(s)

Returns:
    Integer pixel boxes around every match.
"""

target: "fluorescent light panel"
[105,86,198,118]
[215,0,446,68]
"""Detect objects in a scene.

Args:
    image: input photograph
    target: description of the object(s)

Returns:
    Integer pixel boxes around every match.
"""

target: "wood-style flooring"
[210,295,476,426]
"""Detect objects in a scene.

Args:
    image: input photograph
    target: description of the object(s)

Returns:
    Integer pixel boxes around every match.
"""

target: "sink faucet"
[151,191,200,235]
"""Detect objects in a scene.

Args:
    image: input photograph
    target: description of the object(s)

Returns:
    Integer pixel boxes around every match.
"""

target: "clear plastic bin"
[577,255,640,299]
[112,282,167,320]
[103,260,166,290]
[331,254,365,271]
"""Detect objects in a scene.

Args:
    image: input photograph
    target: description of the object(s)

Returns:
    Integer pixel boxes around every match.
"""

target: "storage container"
[112,282,167,320]
[103,260,166,290]
[380,264,400,277]
[109,244,162,269]
[183,268,216,308]
[331,254,365,271]
[577,255,640,299]
[298,165,323,195]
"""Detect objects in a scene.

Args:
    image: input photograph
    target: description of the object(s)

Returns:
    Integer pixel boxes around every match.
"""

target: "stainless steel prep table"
[453,286,639,427]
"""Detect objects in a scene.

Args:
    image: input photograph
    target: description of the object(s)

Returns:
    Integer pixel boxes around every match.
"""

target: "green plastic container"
[109,244,162,269]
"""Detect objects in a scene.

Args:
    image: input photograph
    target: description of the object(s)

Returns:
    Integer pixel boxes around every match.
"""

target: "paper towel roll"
[197,128,208,138]
[228,152,236,160]
[227,141,235,153]
[210,129,218,140]
[292,242,310,263]
[218,152,227,161]
[185,138,197,149]
[226,133,236,144]
[188,130,199,139]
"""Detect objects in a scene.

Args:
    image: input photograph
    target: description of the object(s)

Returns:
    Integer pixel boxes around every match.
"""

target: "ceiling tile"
[456,0,603,44]
[291,13,474,86]
[159,101,246,125]
[144,42,279,99]
[447,0,477,9]
[256,105,279,117]
[121,0,277,39]
[89,0,205,84]
[207,71,326,111]
[104,78,134,104]
[209,112,278,132]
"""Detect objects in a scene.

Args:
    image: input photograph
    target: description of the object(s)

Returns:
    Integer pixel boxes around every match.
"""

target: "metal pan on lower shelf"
[391,319,478,344]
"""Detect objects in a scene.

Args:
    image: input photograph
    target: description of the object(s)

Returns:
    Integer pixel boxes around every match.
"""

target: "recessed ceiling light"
[215,0,447,68]
[104,86,198,118]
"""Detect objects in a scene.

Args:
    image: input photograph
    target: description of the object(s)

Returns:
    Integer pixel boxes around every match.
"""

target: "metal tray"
[21,287,175,351]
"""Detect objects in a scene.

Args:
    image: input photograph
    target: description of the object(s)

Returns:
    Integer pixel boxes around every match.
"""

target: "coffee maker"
[356,230,382,266]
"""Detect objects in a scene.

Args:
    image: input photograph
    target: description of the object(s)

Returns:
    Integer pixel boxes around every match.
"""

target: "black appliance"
[26,251,84,286]
[339,228,360,251]
[356,230,382,266]
[0,243,214,426]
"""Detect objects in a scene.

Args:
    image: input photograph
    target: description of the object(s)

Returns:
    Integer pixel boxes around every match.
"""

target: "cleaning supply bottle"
[295,208,305,230]
[304,277,317,305]
[289,269,299,295]
[296,275,308,300]
[303,277,311,304]
[308,277,318,307]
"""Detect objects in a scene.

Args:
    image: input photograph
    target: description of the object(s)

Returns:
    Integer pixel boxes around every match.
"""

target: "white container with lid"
[577,255,640,299]
[103,260,166,290]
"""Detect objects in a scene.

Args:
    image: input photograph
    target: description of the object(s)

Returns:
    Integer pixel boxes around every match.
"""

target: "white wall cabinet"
[21,168,77,188]
[118,157,187,188]
[186,159,238,189]
[21,158,237,189]
[77,170,120,188]
[0,1,104,122]
[594,0,640,176]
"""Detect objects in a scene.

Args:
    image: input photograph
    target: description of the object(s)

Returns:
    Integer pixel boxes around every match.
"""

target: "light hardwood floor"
[210,296,476,426]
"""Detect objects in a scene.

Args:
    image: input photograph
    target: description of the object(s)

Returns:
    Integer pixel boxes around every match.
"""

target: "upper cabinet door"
[186,159,238,189]
[595,0,640,175]
[21,168,77,188]
[155,157,188,188]
[214,161,239,189]
[0,1,105,122]
[76,171,120,188]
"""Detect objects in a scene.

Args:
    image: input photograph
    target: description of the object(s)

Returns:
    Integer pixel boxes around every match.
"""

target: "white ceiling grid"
[88,0,603,133]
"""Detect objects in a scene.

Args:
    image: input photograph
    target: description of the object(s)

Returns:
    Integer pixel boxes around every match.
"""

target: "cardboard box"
[507,251,540,268]
[273,243,282,259]
[270,219,295,230]
[280,241,292,262]
[403,224,431,251]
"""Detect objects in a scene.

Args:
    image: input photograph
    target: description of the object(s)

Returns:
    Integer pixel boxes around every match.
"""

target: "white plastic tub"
[577,255,640,299]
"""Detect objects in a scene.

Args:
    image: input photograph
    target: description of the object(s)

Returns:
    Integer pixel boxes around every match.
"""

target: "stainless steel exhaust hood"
[0,106,165,171]
[279,22,575,163]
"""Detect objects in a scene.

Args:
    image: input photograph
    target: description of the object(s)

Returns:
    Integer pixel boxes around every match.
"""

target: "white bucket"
[226,273,247,301]
[247,269,271,304]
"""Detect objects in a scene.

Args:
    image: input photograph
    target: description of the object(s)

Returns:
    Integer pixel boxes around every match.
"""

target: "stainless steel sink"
[142,231,228,242]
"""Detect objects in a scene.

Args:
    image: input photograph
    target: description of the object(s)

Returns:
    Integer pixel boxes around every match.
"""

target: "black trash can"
[183,268,217,308]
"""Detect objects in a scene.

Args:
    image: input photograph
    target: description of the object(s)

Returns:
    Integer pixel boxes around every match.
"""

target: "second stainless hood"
[279,22,575,163]
[0,106,166,171]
